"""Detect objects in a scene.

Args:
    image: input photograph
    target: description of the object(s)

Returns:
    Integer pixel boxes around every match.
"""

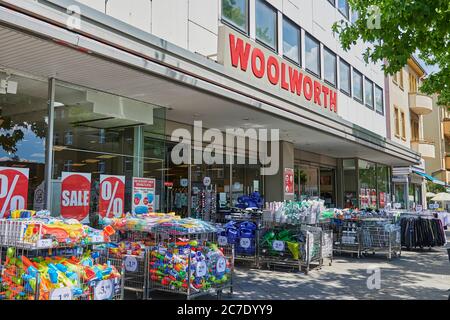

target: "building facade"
[388,57,436,209]
[423,94,450,186]
[0,0,420,218]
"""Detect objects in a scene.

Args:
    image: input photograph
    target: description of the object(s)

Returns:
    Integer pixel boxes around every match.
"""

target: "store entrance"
[163,143,189,217]
[320,168,336,208]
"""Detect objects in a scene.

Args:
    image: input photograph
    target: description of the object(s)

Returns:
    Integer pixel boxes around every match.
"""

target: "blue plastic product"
[135,205,149,214]
[227,228,239,244]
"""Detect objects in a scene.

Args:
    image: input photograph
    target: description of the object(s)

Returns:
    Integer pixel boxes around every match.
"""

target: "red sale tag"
[60,172,91,222]
[284,168,294,195]
[0,167,29,218]
[99,175,125,218]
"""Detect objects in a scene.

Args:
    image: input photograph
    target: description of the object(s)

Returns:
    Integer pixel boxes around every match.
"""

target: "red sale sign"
[61,172,91,222]
[99,175,125,218]
[284,168,294,195]
[0,167,29,218]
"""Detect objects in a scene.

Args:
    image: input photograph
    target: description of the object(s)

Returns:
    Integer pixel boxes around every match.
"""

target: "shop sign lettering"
[218,26,337,113]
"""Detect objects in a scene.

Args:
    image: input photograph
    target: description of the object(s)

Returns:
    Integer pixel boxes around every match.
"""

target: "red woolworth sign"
[61,172,91,222]
[218,26,338,113]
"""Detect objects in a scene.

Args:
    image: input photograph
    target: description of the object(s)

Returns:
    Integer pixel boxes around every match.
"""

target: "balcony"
[409,93,433,115]
[411,140,436,158]
[444,119,450,139]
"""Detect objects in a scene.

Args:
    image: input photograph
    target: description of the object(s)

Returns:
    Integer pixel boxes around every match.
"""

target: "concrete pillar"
[264,141,294,202]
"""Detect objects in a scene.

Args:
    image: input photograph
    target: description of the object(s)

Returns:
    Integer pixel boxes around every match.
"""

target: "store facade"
[0,0,421,219]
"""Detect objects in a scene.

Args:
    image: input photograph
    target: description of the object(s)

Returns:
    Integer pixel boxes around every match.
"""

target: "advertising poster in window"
[0,167,29,218]
[60,172,91,223]
[284,168,294,195]
[99,175,125,218]
[132,177,155,215]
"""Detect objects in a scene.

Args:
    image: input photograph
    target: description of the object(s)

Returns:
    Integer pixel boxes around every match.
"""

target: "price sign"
[240,238,251,249]
[272,240,285,252]
[0,167,29,218]
[218,236,228,246]
[91,234,104,243]
[94,279,113,300]
[216,257,226,273]
[195,261,207,277]
[124,256,138,272]
[37,239,53,248]
[50,287,72,300]
[99,175,125,218]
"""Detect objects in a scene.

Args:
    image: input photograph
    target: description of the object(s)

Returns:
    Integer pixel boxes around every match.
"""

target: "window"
[353,69,363,102]
[222,0,249,34]
[282,17,300,64]
[394,107,400,136]
[323,47,337,86]
[401,111,406,139]
[351,9,359,23]
[409,73,418,93]
[375,85,384,114]
[398,69,404,89]
[338,0,349,19]
[256,0,277,51]
[305,33,321,77]
[364,78,374,109]
[339,59,351,95]
[411,119,419,141]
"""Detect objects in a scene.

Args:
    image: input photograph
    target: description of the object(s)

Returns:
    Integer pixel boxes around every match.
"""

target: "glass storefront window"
[232,164,263,207]
[343,159,357,208]
[296,165,319,201]
[377,165,390,208]
[394,184,406,209]
[359,160,377,209]
[51,81,166,218]
[320,168,336,208]
[0,73,48,213]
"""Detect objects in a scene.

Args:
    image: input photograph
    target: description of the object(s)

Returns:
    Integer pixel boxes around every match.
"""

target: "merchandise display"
[218,221,258,257]
[148,241,232,295]
[0,210,115,248]
[102,213,218,235]
[264,200,326,225]
[236,192,264,210]
[193,189,217,221]
[400,215,446,249]
[0,249,121,300]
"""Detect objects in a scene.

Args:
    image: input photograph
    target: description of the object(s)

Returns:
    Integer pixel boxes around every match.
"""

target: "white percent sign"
[0,174,24,217]
[102,180,123,216]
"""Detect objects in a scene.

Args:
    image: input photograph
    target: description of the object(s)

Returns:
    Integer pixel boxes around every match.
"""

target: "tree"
[332,0,450,106]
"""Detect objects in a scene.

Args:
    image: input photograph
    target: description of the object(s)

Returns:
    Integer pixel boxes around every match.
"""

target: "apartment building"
[423,95,450,188]
[0,0,420,215]
[389,57,436,209]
